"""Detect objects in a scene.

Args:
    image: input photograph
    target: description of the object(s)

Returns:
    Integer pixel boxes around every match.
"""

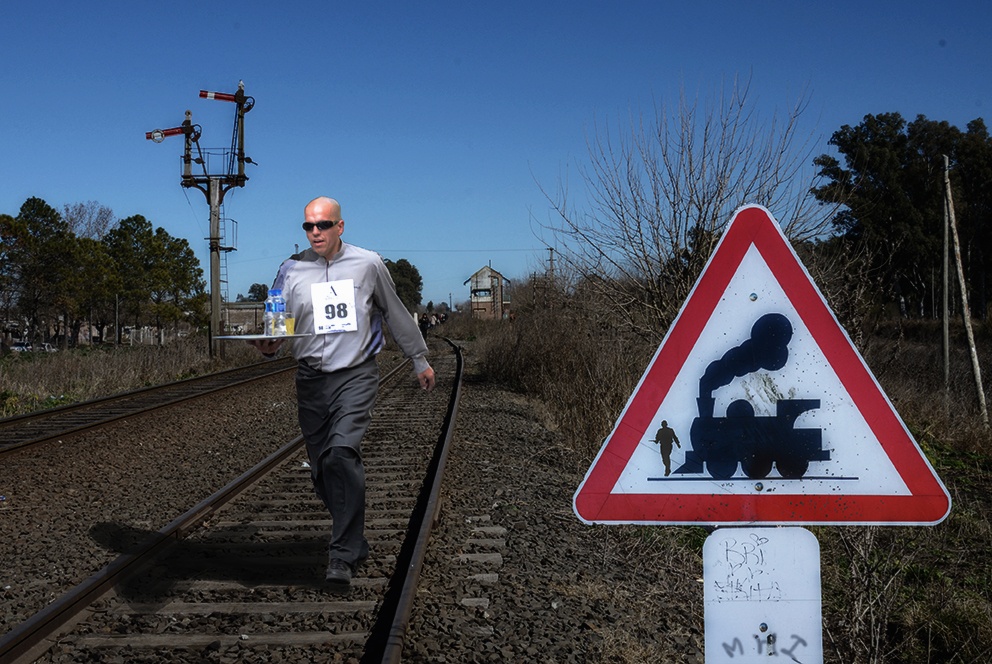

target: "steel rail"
[0,358,297,455]
[364,338,464,663]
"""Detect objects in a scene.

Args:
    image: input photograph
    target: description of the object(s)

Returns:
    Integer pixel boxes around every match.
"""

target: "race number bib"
[310,279,358,334]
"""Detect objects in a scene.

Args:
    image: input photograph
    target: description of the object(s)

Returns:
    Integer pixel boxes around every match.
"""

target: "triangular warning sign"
[573,205,951,525]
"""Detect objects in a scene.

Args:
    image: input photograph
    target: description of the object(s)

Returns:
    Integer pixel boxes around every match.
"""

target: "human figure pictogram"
[653,420,682,476]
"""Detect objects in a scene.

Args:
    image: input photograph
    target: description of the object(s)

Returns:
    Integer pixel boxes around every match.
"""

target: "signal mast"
[146,81,255,355]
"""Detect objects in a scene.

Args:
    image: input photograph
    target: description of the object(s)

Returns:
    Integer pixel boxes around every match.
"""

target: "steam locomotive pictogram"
[672,313,830,480]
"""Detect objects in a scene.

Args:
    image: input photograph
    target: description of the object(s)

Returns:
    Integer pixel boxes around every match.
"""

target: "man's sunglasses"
[302,220,341,232]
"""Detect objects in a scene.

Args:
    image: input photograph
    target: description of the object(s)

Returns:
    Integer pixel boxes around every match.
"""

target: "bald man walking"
[252,196,435,591]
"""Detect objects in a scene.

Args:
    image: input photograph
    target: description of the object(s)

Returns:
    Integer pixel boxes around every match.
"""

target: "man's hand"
[418,366,436,392]
[248,338,285,357]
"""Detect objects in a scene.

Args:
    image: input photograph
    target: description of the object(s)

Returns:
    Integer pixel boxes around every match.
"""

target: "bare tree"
[537,77,837,340]
[62,201,115,240]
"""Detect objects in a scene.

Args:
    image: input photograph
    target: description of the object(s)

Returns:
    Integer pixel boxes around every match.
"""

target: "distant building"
[464,266,511,320]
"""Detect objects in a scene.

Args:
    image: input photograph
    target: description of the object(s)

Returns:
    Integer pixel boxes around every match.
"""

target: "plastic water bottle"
[271,289,287,336]
[263,290,276,336]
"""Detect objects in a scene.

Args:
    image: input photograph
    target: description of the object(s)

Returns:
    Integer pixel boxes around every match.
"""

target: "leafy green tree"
[812,113,990,318]
[247,283,269,301]
[64,237,120,346]
[1,201,205,345]
[0,198,122,347]
[148,229,206,331]
[59,201,119,346]
[954,119,992,315]
[0,213,19,337]
[9,198,73,342]
[104,215,158,334]
[383,258,423,310]
[103,215,206,338]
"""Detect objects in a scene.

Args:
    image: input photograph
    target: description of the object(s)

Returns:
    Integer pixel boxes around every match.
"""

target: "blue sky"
[2,1,988,309]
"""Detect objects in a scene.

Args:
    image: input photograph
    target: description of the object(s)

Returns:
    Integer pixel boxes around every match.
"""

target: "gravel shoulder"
[408,343,706,663]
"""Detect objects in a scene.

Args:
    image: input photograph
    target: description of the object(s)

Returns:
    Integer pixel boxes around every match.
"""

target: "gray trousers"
[296,357,379,566]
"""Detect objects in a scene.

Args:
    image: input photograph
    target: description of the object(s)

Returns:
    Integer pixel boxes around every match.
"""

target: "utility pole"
[146,81,255,356]
[943,158,950,417]
[944,154,989,427]
[545,247,556,308]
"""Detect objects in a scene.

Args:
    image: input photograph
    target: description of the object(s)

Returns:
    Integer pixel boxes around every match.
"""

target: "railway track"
[1,341,462,663]
[0,358,298,454]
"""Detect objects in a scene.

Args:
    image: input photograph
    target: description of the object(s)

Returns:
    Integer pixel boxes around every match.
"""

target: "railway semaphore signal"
[145,125,189,143]
[145,81,255,356]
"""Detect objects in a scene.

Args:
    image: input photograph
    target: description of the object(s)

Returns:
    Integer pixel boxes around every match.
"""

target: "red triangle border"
[573,205,951,525]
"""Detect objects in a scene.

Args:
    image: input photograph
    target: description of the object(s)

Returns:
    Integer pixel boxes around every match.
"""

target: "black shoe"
[326,558,352,591]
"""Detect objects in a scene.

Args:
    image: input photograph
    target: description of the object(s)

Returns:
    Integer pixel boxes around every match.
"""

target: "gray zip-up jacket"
[271,242,429,374]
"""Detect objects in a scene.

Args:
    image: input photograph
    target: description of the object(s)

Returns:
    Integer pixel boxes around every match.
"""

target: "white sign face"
[573,205,950,525]
[617,245,905,496]
[704,527,822,663]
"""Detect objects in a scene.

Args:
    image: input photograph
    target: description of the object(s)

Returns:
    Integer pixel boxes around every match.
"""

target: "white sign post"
[704,527,822,663]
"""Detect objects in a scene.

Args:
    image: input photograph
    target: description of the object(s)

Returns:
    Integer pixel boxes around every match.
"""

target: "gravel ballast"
[1,344,707,662]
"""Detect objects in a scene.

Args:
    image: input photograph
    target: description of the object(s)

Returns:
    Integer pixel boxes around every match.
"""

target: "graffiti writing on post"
[711,532,783,603]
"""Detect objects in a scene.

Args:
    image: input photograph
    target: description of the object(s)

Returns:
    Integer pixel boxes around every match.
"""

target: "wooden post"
[944,154,989,427]
[943,163,950,417]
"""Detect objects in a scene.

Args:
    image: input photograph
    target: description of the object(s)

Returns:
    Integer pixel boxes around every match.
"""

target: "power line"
[372,248,536,253]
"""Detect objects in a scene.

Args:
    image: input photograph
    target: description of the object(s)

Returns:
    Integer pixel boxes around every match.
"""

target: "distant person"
[653,420,681,477]
[250,196,435,592]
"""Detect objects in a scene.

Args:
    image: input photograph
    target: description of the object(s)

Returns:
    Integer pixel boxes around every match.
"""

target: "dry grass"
[464,307,655,458]
[0,335,259,417]
[469,308,992,663]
